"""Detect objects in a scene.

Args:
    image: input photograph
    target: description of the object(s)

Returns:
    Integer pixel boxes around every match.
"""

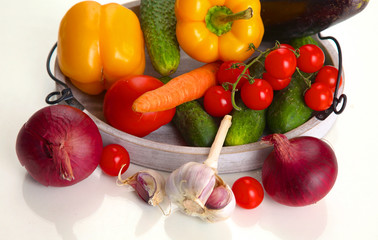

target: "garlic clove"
[205,185,231,209]
[118,168,165,206]
[204,183,236,223]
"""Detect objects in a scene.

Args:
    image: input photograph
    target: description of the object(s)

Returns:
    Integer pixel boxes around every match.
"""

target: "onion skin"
[262,134,338,207]
[16,105,103,187]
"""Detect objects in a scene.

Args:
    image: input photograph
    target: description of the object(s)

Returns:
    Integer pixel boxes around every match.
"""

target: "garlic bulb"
[165,115,236,222]
[118,168,165,207]
[166,162,235,222]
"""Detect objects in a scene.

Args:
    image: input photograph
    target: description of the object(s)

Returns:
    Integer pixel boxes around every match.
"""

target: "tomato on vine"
[232,176,264,209]
[262,72,291,90]
[297,44,325,73]
[203,85,233,117]
[241,79,273,110]
[216,61,250,90]
[264,48,297,79]
[100,144,130,177]
[304,82,333,111]
[279,43,295,51]
[315,65,342,92]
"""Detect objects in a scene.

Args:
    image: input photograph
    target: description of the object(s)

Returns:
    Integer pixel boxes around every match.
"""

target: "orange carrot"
[132,62,221,113]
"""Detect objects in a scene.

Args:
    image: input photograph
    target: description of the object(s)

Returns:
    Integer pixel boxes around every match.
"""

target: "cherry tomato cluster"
[305,65,342,111]
[203,43,342,117]
[204,60,274,117]
[296,44,342,111]
[203,61,246,117]
[267,43,343,112]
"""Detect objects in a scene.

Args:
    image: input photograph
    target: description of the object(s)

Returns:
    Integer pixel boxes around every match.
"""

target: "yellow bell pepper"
[57,1,145,95]
[175,0,264,63]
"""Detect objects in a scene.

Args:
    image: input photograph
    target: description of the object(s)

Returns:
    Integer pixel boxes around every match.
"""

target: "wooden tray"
[54,1,344,173]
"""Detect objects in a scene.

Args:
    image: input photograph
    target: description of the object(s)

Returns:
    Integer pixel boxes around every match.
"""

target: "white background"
[1,0,377,239]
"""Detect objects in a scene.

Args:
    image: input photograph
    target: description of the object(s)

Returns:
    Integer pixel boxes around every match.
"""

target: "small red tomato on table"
[232,176,264,209]
[100,144,130,176]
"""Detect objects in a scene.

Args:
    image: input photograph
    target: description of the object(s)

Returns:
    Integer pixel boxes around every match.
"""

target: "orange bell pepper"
[175,0,264,63]
[57,1,145,95]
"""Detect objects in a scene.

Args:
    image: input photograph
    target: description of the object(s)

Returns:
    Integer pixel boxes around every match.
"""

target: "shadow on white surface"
[22,173,105,240]
[133,198,165,237]
[230,187,327,240]
[226,157,328,239]
[258,198,327,240]
[21,164,166,240]
[163,210,232,240]
[231,203,264,228]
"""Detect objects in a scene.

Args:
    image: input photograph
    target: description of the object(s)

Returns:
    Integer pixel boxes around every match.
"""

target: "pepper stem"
[205,6,253,36]
[204,115,232,170]
[217,7,253,24]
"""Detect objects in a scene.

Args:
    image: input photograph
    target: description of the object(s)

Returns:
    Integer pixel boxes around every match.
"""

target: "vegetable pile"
[15,0,361,224]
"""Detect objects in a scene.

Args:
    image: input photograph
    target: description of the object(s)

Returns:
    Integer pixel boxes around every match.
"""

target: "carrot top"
[132,62,221,113]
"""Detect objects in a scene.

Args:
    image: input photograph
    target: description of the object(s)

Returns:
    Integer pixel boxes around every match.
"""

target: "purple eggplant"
[261,0,369,41]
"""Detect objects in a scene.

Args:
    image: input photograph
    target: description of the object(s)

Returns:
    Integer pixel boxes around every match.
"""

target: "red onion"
[16,105,103,187]
[262,134,338,207]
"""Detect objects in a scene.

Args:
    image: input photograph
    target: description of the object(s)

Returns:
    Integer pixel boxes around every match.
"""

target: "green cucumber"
[248,55,266,79]
[266,71,313,133]
[172,101,218,147]
[140,0,180,76]
[289,35,320,49]
[159,76,217,147]
[225,98,266,146]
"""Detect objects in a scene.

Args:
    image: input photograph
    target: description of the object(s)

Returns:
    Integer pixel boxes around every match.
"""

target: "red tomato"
[241,79,273,110]
[100,144,130,176]
[315,65,342,92]
[103,75,176,137]
[264,48,297,79]
[304,82,334,111]
[279,43,295,51]
[262,72,291,90]
[217,61,250,89]
[203,86,233,117]
[297,44,325,73]
[232,176,264,209]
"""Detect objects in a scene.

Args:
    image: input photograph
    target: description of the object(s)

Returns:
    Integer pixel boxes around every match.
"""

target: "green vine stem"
[230,43,280,111]
[295,68,314,88]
